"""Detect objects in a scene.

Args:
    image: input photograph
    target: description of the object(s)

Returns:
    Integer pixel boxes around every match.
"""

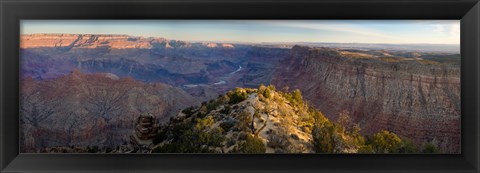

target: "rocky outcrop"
[221,43,235,48]
[199,42,235,48]
[128,113,159,153]
[152,87,319,153]
[202,42,218,48]
[271,46,461,153]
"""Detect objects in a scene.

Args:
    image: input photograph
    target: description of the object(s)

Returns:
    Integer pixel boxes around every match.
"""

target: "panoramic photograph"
[19,20,460,154]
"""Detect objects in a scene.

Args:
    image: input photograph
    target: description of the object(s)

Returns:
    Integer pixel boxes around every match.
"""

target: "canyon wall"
[20,34,237,49]
[272,46,461,153]
[21,34,154,49]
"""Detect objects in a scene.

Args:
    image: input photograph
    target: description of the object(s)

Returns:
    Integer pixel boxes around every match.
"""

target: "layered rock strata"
[272,46,460,153]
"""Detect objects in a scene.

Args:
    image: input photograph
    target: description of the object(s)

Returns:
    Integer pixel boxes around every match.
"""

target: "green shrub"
[182,106,195,117]
[292,89,303,105]
[267,85,276,92]
[197,111,206,119]
[263,87,272,98]
[220,120,236,132]
[358,145,375,153]
[154,116,225,153]
[207,100,221,113]
[220,105,231,114]
[312,122,336,153]
[227,138,236,147]
[227,88,248,104]
[198,127,225,147]
[192,116,225,148]
[237,135,266,153]
[422,142,439,153]
[369,130,403,153]
[238,132,248,140]
[398,138,418,153]
[152,129,167,145]
[258,84,267,96]
[237,111,252,132]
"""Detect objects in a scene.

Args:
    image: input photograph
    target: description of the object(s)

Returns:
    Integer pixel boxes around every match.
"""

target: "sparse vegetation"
[398,138,418,153]
[379,56,403,62]
[182,106,195,117]
[220,105,231,114]
[312,120,336,153]
[358,145,375,153]
[369,130,403,153]
[422,142,439,153]
[152,127,167,145]
[152,115,225,153]
[227,88,248,104]
[219,120,236,132]
[236,135,266,153]
[40,82,439,154]
[158,84,430,154]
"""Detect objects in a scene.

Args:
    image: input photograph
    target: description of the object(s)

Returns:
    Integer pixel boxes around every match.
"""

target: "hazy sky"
[21,20,460,44]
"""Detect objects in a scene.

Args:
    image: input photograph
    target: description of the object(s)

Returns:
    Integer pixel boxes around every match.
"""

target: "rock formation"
[20,34,228,49]
[202,42,218,48]
[221,43,235,48]
[129,113,159,153]
[153,87,318,153]
[21,34,153,49]
[271,45,461,153]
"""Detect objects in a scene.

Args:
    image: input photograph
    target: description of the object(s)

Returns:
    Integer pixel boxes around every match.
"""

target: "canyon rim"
[19,20,460,154]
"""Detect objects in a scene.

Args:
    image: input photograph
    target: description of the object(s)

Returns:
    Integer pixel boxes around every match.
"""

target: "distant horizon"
[21,32,461,46]
[21,20,460,45]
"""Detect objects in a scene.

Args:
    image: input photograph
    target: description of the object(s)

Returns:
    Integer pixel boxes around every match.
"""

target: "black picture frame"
[1,0,479,172]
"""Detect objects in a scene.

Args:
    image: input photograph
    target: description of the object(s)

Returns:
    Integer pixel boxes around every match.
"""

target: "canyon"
[20,34,288,100]
[19,34,461,153]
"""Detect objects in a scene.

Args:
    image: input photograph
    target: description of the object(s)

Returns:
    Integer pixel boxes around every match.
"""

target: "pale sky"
[21,20,460,44]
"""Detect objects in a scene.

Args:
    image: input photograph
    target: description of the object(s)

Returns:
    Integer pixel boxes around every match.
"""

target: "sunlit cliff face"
[271,46,460,153]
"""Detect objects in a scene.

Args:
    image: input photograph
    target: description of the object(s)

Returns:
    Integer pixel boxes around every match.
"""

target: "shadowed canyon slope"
[20,71,196,152]
[271,46,460,153]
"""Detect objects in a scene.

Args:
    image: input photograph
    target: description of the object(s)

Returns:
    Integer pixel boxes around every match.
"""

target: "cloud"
[258,20,460,44]
[430,22,460,44]
[432,22,460,36]
[259,20,403,42]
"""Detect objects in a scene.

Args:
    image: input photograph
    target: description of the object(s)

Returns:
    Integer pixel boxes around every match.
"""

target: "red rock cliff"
[20,34,235,50]
[20,34,157,49]
[272,46,460,153]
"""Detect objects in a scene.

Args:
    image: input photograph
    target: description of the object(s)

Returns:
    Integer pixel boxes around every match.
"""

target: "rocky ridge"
[21,34,236,49]
[151,87,323,153]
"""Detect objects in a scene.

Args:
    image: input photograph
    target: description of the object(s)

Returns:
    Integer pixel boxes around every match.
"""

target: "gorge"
[19,34,461,153]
